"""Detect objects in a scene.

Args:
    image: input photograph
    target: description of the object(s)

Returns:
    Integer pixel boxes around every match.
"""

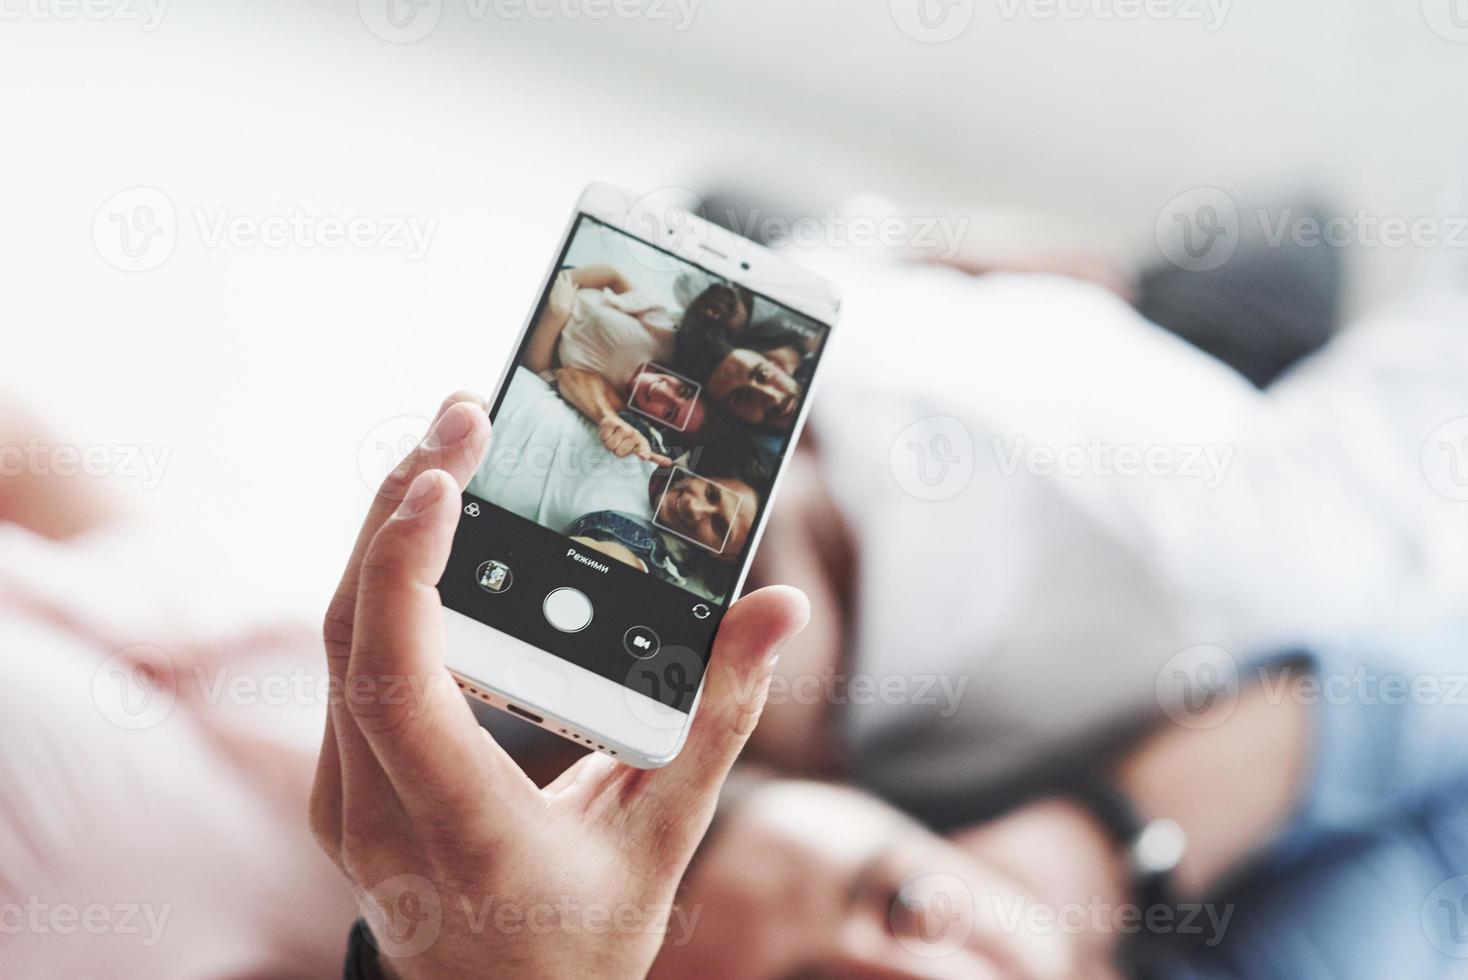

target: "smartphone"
[438,182,840,767]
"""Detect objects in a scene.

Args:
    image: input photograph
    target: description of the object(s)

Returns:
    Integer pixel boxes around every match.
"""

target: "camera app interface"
[439,215,831,712]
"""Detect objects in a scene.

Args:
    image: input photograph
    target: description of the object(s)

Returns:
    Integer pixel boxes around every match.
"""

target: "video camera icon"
[623,626,661,660]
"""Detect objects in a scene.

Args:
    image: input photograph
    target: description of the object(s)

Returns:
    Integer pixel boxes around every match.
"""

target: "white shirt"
[798,248,1468,799]
[469,367,656,533]
[557,287,678,391]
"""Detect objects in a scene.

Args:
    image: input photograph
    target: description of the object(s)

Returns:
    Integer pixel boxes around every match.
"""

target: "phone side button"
[505,657,570,704]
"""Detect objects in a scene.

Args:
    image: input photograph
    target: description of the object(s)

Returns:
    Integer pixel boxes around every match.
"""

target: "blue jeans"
[566,509,687,587]
[1157,623,1468,978]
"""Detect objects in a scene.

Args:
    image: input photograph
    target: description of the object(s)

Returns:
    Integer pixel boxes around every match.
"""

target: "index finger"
[348,468,539,822]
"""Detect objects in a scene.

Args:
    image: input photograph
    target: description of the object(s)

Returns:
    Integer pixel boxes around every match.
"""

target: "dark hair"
[692,420,775,491]
[675,283,754,380]
[676,308,814,387]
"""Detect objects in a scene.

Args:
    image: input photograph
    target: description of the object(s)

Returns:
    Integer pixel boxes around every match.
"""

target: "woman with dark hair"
[675,316,817,433]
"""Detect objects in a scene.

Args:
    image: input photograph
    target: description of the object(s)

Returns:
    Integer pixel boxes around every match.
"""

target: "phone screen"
[438,214,832,713]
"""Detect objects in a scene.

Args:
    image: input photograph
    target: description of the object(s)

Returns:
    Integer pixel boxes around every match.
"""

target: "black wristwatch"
[344,918,391,980]
[1070,778,1188,918]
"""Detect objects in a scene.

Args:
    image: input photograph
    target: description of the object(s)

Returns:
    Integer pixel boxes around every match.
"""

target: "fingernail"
[424,403,476,450]
[397,470,441,518]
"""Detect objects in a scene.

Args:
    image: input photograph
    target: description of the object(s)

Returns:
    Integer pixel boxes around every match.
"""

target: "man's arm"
[554,366,672,466]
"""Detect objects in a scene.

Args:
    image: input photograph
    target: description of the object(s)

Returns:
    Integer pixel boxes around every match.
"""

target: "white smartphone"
[438,182,840,767]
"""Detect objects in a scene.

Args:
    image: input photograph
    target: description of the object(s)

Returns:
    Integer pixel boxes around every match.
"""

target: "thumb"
[628,586,808,850]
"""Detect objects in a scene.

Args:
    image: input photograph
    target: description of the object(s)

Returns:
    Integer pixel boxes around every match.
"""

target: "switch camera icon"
[691,603,711,620]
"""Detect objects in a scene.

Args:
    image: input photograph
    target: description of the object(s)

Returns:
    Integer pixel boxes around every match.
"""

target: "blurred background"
[8,5,1468,976]
[4,0,1466,617]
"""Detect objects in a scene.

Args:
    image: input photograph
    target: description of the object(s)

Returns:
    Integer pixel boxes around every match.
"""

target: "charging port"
[505,703,544,725]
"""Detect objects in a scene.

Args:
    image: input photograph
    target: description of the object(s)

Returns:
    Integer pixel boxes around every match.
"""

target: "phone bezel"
[441,181,841,768]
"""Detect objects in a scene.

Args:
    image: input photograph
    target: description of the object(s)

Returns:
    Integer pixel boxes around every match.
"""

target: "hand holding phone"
[440,183,840,766]
[311,393,809,979]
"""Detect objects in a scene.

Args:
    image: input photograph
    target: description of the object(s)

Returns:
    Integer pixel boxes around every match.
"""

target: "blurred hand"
[598,413,673,466]
[652,781,1089,980]
[309,394,809,979]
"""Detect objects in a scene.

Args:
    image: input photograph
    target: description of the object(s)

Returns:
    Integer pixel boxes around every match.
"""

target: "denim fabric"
[1156,621,1468,978]
[567,509,688,587]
